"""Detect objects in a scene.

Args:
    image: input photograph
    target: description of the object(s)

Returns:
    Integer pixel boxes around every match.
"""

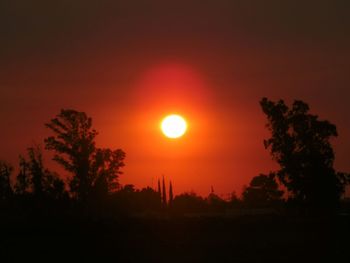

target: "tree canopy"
[0,161,13,200]
[260,98,349,210]
[45,109,125,201]
[14,146,66,199]
[242,173,283,207]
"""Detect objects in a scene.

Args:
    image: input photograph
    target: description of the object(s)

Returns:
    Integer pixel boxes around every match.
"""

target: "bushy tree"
[90,148,125,196]
[45,109,125,201]
[172,192,206,213]
[14,146,67,200]
[0,161,13,200]
[207,192,227,212]
[260,98,349,210]
[242,173,283,207]
[229,191,242,208]
[14,157,30,195]
[111,185,161,213]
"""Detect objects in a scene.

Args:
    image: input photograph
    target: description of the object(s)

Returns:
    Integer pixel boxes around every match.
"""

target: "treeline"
[0,151,284,217]
[1,98,350,217]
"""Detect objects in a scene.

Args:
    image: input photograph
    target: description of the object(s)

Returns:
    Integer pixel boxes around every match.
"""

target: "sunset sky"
[1,0,349,197]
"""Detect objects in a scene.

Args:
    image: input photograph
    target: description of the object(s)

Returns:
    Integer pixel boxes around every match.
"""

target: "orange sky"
[1,0,349,197]
[91,62,277,197]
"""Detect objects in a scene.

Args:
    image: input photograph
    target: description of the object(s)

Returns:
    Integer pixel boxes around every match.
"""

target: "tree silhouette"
[45,109,96,201]
[111,185,162,213]
[14,156,30,195]
[169,181,173,208]
[157,178,161,202]
[90,148,125,199]
[229,191,242,208]
[260,98,349,211]
[14,146,67,199]
[27,146,45,196]
[172,192,206,213]
[138,187,162,212]
[242,173,283,207]
[206,187,227,212]
[0,161,13,200]
[45,109,125,201]
[162,176,167,208]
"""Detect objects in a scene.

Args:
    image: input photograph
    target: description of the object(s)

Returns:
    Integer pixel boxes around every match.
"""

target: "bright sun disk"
[161,114,187,139]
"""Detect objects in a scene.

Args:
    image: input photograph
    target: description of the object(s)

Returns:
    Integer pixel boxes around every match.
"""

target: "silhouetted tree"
[45,109,125,201]
[14,156,30,195]
[169,181,173,208]
[162,176,167,207]
[0,161,13,200]
[42,172,67,200]
[157,179,161,202]
[14,146,67,200]
[242,173,283,207]
[173,192,206,213]
[138,187,162,212]
[207,191,227,212]
[45,109,96,201]
[90,148,125,199]
[106,184,134,214]
[260,98,349,211]
[27,146,45,196]
[229,191,242,208]
[110,185,162,214]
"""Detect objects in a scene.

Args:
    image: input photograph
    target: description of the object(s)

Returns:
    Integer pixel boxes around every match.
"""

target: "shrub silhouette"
[172,192,206,214]
[110,184,161,213]
[242,173,283,207]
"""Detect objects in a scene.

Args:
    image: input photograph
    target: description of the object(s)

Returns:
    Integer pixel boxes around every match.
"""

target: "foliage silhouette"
[169,181,174,208]
[172,192,206,214]
[110,184,161,214]
[229,191,241,207]
[12,146,68,203]
[45,109,125,202]
[0,101,349,222]
[14,156,30,195]
[0,161,13,200]
[162,176,167,207]
[260,98,349,212]
[157,178,161,201]
[207,191,227,212]
[242,173,283,207]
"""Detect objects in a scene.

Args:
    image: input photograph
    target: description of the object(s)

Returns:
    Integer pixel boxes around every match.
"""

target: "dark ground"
[1,214,349,262]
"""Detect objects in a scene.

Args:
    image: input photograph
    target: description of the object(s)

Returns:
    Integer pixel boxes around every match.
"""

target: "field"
[2,214,349,262]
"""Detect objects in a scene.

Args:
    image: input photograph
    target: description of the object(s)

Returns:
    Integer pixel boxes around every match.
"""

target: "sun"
[161,114,187,139]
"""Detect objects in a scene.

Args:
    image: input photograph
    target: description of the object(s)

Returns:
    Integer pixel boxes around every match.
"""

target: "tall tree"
[15,146,67,199]
[260,98,349,210]
[162,176,167,207]
[157,179,161,205]
[0,161,13,200]
[169,181,173,208]
[14,156,30,195]
[27,146,44,196]
[45,109,125,201]
[90,148,125,198]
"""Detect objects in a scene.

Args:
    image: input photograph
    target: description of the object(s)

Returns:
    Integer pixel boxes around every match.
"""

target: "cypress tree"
[162,176,167,208]
[157,179,162,208]
[169,181,173,208]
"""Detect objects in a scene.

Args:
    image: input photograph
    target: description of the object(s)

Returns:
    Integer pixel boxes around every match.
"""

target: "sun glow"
[161,114,187,139]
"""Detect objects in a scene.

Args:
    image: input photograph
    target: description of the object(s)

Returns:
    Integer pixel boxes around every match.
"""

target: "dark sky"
[1,0,349,196]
